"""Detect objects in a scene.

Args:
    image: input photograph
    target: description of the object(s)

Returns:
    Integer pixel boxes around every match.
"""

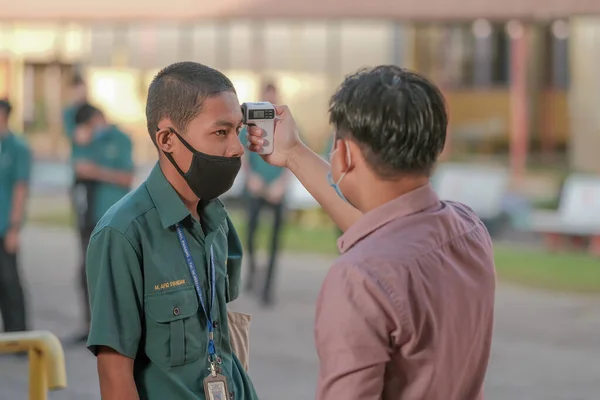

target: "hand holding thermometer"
[241,102,276,155]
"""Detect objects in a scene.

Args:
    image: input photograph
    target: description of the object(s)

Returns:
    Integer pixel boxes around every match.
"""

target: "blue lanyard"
[175,223,217,357]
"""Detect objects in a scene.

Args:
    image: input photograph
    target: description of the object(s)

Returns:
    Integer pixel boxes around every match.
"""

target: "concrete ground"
[1,226,600,400]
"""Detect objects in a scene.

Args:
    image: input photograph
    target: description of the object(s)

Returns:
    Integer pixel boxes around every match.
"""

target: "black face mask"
[160,127,241,201]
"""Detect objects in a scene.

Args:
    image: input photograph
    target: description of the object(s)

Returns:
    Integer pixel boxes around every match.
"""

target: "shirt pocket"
[144,286,204,367]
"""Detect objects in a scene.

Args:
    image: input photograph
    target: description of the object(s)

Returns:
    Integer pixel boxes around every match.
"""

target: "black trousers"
[78,228,93,329]
[72,179,96,329]
[0,237,28,332]
[245,196,285,300]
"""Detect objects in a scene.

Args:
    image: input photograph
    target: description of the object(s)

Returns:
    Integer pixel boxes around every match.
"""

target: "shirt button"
[173,307,180,316]
[213,320,219,329]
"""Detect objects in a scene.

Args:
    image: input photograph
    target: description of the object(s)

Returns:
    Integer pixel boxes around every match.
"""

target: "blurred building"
[0,0,599,173]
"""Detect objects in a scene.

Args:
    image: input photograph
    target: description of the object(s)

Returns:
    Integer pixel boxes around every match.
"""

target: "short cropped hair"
[264,83,277,92]
[329,66,447,179]
[71,74,85,87]
[0,99,12,117]
[145,62,236,145]
[75,103,102,126]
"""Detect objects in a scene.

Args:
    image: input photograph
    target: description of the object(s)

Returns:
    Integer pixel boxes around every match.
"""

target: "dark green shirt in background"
[0,133,31,236]
[240,127,283,185]
[91,125,134,223]
[63,104,81,162]
[72,125,134,224]
[86,164,258,400]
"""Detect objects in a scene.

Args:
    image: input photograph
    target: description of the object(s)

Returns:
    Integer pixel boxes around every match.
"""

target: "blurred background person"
[0,99,31,335]
[70,103,134,343]
[63,74,88,154]
[241,83,291,307]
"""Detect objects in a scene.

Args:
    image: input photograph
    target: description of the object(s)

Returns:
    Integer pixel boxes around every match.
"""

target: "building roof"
[1,0,598,21]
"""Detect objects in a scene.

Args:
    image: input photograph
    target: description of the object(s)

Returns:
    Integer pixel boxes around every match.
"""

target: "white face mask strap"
[344,140,352,166]
[335,141,352,185]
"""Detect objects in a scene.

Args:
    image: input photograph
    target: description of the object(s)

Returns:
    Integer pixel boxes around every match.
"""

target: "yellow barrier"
[0,330,67,400]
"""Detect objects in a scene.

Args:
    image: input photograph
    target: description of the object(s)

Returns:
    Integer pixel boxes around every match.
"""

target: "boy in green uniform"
[0,99,31,334]
[71,103,134,342]
[85,62,259,400]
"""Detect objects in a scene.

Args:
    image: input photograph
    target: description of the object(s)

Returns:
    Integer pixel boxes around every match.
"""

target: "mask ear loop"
[335,140,352,185]
[344,140,352,167]
[157,126,188,177]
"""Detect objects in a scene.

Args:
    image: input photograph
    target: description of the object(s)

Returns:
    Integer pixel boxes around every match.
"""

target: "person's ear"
[336,139,355,173]
[156,127,176,153]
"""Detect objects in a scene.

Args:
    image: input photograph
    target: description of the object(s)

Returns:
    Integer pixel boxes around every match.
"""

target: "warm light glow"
[227,71,259,103]
[472,19,492,39]
[506,20,524,39]
[9,26,57,56]
[64,27,84,56]
[279,75,304,99]
[552,20,569,40]
[88,68,145,125]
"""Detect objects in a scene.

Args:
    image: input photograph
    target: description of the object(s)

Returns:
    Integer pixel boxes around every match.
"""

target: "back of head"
[72,74,85,88]
[329,66,447,179]
[75,103,102,126]
[0,99,12,118]
[0,99,12,128]
[146,62,236,145]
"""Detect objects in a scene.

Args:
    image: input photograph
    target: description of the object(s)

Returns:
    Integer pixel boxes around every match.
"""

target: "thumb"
[274,105,288,116]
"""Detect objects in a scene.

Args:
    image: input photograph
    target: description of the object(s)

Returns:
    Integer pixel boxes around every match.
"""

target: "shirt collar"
[145,163,192,229]
[337,183,440,254]
[145,162,229,230]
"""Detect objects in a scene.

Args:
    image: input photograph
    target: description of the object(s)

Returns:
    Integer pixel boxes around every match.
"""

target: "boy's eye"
[216,130,227,137]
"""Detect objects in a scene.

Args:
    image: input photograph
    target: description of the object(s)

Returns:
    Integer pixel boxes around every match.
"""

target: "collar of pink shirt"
[337,183,440,254]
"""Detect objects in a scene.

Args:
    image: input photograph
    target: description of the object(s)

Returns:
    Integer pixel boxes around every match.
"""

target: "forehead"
[187,92,242,130]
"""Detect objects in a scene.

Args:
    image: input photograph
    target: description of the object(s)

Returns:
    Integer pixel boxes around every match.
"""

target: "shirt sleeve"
[86,227,144,358]
[15,142,32,183]
[225,216,243,303]
[72,143,94,164]
[315,262,394,400]
[63,106,77,140]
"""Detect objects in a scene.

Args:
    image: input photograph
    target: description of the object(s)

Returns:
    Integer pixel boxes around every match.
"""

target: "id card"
[204,373,230,400]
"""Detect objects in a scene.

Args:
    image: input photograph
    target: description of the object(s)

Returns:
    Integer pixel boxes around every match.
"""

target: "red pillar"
[508,21,529,181]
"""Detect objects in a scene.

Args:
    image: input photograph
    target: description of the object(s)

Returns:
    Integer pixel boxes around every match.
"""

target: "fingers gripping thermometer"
[241,102,276,155]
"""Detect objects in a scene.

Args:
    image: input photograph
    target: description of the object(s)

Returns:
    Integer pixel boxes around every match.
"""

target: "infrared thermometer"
[241,102,276,155]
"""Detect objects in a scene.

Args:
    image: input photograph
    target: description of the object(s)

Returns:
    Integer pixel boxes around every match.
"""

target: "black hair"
[0,99,12,117]
[146,62,236,145]
[75,103,102,126]
[71,74,85,87]
[329,66,447,179]
[264,83,277,92]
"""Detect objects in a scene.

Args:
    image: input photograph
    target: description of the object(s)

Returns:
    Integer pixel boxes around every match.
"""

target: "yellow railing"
[0,330,67,400]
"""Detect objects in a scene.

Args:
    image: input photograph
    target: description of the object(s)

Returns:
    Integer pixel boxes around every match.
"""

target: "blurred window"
[543,20,569,89]
[414,22,509,88]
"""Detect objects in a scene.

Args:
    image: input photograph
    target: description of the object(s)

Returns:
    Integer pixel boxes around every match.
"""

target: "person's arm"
[225,216,243,302]
[75,162,133,187]
[9,183,27,228]
[315,262,396,400]
[86,227,144,399]
[4,144,31,253]
[288,143,361,232]
[97,347,139,400]
[75,134,134,188]
[246,105,361,232]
